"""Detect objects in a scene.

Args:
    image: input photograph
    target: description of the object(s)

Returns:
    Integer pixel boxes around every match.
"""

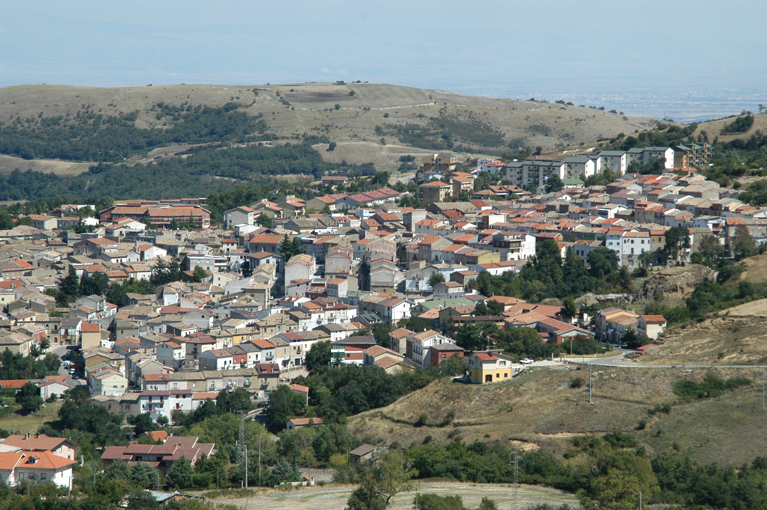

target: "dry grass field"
[0,401,63,434]
[0,83,658,169]
[348,368,767,467]
[212,481,579,510]
[693,111,767,143]
[0,154,93,176]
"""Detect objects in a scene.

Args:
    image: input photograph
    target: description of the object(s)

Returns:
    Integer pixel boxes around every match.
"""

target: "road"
[525,349,767,370]
[48,344,84,388]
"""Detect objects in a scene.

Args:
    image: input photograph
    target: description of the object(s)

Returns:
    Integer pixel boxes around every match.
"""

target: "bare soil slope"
[349,368,767,467]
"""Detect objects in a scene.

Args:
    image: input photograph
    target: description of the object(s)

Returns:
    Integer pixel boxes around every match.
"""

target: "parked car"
[520,358,534,364]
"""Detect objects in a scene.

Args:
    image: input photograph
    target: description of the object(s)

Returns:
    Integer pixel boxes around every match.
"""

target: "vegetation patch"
[673,373,752,400]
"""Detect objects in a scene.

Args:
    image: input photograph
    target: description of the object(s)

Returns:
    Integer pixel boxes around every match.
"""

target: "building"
[419,181,452,202]
[638,315,667,340]
[286,417,324,430]
[0,451,77,489]
[468,351,516,384]
[100,203,211,229]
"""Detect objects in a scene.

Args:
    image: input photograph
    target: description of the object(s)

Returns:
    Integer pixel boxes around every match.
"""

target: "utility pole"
[258,437,262,487]
[245,444,248,489]
[762,367,765,409]
[589,362,592,404]
[639,491,642,510]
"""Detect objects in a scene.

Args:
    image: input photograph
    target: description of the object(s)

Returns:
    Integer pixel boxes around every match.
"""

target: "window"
[41,473,46,480]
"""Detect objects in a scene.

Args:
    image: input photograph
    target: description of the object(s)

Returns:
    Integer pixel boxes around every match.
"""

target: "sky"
[2,0,766,120]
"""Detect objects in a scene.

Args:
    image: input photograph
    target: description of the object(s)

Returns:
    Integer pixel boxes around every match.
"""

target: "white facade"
[605,231,652,268]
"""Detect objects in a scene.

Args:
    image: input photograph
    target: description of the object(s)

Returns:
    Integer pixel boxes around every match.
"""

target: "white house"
[0,451,77,489]
[605,231,652,268]
[199,349,235,371]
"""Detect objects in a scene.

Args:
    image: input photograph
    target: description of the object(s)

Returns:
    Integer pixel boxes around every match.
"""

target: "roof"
[1,434,76,451]
[288,417,324,426]
[349,444,376,457]
[641,315,667,323]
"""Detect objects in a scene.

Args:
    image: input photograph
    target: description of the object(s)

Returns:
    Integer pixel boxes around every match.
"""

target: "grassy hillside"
[693,111,767,143]
[348,367,767,467]
[0,83,658,173]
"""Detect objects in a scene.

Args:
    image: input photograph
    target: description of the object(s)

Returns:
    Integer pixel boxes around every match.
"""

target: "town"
[0,139,760,499]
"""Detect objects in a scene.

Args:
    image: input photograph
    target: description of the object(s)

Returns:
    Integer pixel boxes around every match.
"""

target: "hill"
[693,111,767,144]
[348,367,767,467]
[0,83,658,175]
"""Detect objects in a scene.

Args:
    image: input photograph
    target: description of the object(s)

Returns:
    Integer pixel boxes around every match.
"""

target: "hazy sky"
[2,0,766,101]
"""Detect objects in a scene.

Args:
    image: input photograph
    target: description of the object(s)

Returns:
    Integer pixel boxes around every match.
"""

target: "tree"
[454,322,498,352]
[698,234,724,262]
[59,265,81,304]
[192,265,208,282]
[256,213,272,228]
[268,457,302,486]
[347,451,415,510]
[473,301,489,316]
[128,413,157,436]
[265,385,307,432]
[167,456,194,489]
[305,341,332,372]
[587,248,619,279]
[428,272,445,288]
[732,224,757,259]
[486,300,504,316]
[664,226,691,263]
[127,490,159,510]
[415,494,467,510]
[371,323,392,347]
[280,234,306,261]
[562,297,578,322]
[544,174,564,194]
[16,382,43,412]
[104,459,132,481]
[0,211,14,230]
[216,388,254,415]
[130,462,160,490]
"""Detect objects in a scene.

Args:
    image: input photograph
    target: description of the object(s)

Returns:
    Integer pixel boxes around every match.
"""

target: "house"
[100,436,216,472]
[286,417,324,430]
[349,444,375,467]
[0,433,78,461]
[638,315,667,340]
[224,206,256,229]
[199,349,235,371]
[0,451,77,489]
[429,343,465,367]
[468,351,517,384]
[419,181,453,202]
[88,368,128,397]
[80,322,102,351]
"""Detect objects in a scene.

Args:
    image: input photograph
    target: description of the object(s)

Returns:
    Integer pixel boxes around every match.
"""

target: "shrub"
[423,435,432,444]
[440,410,456,427]
[603,431,638,449]
[648,404,672,416]
[673,373,752,400]
[415,413,429,427]
[570,377,585,389]
[636,419,647,430]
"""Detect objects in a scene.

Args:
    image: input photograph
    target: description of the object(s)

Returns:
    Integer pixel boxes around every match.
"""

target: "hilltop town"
[0,137,762,501]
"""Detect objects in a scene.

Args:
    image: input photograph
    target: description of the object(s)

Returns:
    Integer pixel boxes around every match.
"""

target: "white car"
[520,358,534,364]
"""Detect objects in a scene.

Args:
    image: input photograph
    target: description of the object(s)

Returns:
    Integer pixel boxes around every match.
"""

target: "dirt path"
[213,482,578,510]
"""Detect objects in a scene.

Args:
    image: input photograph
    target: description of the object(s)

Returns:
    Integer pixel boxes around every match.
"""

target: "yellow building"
[469,351,516,384]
